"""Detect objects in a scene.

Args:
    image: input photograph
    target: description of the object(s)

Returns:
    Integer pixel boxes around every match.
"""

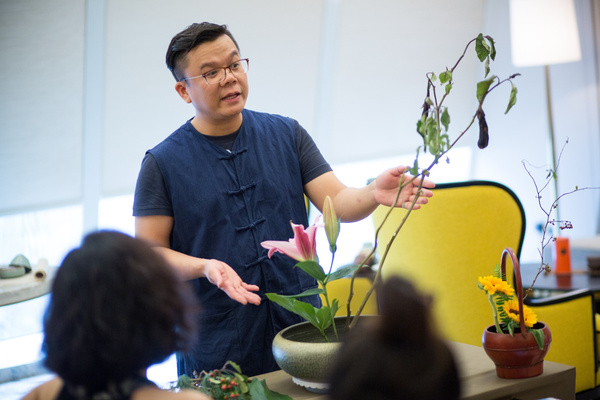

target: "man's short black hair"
[166,22,240,82]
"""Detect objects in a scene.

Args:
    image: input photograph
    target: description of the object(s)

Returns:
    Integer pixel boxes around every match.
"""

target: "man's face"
[175,34,248,132]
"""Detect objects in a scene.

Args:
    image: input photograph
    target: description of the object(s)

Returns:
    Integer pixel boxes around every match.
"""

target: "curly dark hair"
[166,22,240,82]
[43,230,199,390]
[328,276,461,400]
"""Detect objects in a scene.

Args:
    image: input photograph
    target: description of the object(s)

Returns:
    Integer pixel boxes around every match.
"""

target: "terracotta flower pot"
[482,322,552,378]
[481,248,552,379]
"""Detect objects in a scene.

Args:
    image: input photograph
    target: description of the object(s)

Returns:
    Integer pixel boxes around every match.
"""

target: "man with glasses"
[133,22,434,378]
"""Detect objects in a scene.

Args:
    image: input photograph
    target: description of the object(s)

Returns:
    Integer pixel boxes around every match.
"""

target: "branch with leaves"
[259,33,521,340]
[349,34,520,327]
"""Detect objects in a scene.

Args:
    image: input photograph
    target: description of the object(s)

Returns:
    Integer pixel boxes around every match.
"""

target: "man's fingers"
[241,282,260,291]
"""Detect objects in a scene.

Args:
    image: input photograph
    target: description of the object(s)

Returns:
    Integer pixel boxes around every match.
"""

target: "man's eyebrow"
[199,50,241,70]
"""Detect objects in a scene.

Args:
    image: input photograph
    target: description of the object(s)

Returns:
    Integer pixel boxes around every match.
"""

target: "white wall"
[476,0,600,262]
[1,0,599,266]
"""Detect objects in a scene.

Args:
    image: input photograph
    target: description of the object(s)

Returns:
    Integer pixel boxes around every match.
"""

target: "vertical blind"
[1,0,532,217]
[0,0,85,214]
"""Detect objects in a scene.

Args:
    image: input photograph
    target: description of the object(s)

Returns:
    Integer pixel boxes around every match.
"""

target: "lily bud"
[323,196,340,254]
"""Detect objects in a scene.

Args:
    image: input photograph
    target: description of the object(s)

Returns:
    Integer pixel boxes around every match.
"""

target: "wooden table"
[253,342,575,400]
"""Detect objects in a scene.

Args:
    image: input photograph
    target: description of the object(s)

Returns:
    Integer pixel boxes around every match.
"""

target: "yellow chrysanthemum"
[503,300,538,328]
[478,276,514,296]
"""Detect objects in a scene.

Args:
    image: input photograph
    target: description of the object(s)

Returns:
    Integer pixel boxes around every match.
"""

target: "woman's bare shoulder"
[133,386,211,400]
[171,388,212,399]
[21,377,63,400]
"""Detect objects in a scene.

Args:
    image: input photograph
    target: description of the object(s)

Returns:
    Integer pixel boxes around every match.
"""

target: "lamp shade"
[509,0,581,67]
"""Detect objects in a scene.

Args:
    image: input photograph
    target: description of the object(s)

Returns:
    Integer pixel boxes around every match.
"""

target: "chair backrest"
[372,181,525,346]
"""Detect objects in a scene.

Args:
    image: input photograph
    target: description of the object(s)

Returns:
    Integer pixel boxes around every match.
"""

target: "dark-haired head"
[166,22,240,82]
[43,230,199,390]
[328,276,461,400]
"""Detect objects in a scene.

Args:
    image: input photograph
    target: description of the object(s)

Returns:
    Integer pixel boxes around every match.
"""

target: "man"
[133,22,434,377]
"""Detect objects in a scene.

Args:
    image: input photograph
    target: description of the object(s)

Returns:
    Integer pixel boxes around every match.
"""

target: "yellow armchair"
[372,181,523,345]
[372,180,599,395]
[525,289,598,395]
[320,277,378,317]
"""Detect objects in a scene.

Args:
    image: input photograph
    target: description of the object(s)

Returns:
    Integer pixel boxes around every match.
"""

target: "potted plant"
[477,140,599,380]
[260,34,521,390]
[478,247,552,379]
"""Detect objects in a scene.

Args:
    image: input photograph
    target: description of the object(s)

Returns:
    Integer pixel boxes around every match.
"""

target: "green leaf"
[329,298,340,318]
[505,83,518,114]
[295,260,327,282]
[266,294,315,322]
[439,70,452,84]
[530,328,545,350]
[441,107,450,132]
[315,305,334,331]
[485,35,497,60]
[176,375,193,390]
[475,33,490,61]
[266,288,323,300]
[225,360,242,373]
[266,293,296,313]
[292,298,319,323]
[233,372,249,394]
[416,114,427,137]
[409,158,419,176]
[484,57,490,78]
[476,76,495,102]
[266,294,328,336]
[507,322,515,336]
[426,118,440,155]
[248,379,293,400]
[328,263,362,281]
[445,83,452,95]
[430,72,438,82]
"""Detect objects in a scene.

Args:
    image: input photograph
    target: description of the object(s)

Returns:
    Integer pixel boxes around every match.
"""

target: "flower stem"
[488,294,502,333]
[323,256,339,340]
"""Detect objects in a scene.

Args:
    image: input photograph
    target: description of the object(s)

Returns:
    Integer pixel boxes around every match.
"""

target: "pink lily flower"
[261,219,321,262]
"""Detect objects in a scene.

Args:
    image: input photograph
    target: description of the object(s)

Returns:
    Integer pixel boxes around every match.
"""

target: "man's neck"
[191,113,243,136]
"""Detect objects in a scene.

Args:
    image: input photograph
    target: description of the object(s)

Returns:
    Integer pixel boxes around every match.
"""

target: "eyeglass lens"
[204,59,249,84]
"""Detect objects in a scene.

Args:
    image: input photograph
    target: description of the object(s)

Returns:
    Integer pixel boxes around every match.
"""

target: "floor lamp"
[509,0,582,226]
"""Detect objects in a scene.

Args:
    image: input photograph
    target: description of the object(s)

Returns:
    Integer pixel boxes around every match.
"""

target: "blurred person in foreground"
[23,231,209,400]
[328,276,461,400]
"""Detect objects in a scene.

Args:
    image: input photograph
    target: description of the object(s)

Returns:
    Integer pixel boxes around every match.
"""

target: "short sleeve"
[132,153,173,217]
[295,122,332,185]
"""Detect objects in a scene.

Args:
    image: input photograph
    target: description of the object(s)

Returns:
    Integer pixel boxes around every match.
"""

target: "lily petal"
[261,218,322,262]
[261,239,306,261]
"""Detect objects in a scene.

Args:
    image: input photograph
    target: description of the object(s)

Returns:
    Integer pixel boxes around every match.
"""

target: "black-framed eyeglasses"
[181,58,250,85]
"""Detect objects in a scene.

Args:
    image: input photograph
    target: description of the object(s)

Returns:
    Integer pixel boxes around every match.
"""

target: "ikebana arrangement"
[260,34,520,342]
[478,265,545,349]
[176,33,537,395]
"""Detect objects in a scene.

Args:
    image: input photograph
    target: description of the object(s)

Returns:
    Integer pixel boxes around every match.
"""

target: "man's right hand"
[204,259,261,305]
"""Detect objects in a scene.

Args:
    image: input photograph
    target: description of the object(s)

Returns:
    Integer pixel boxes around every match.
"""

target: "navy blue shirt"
[133,116,330,218]
[132,109,331,377]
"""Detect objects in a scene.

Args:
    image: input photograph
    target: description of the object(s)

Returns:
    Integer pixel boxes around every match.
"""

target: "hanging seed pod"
[477,108,489,149]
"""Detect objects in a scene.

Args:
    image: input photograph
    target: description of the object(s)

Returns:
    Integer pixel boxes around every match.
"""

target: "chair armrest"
[524,288,595,306]
[524,288,598,393]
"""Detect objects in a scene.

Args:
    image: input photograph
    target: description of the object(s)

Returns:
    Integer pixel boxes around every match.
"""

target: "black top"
[57,376,156,400]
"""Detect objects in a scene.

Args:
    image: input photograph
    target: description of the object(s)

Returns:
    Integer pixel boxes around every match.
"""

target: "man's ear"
[175,81,192,104]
